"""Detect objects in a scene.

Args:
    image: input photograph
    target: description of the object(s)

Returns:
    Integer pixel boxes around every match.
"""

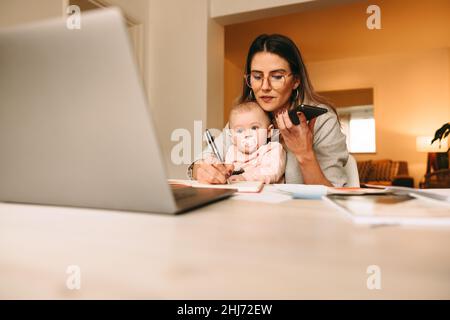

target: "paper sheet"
[274,184,328,199]
[168,179,264,193]
[231,185,292,203]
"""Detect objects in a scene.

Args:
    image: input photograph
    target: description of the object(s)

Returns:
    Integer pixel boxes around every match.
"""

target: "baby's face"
[229,109,271,154]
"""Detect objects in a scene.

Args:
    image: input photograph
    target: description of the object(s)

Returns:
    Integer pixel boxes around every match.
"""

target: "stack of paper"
[365,185,450,203]
[168,179,264,193]
[323,193,450,226]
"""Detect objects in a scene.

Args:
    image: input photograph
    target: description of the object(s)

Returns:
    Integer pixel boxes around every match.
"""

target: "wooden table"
[1,193,450,299]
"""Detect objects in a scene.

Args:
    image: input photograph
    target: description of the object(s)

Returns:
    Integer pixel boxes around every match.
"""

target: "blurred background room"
[1,0,449,187]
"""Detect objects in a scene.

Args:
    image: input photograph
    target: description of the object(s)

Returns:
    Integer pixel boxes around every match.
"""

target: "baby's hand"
[229,175,246,182]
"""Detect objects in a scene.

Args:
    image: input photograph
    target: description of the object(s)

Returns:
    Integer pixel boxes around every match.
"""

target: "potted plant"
[431,122,450,148]
[431,122,449,170]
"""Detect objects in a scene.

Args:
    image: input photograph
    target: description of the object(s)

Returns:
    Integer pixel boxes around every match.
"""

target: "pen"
[205,129,230,184]
[205,129,223,162]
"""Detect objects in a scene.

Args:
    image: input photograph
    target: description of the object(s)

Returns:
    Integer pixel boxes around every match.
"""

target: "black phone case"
[288,104,328,125]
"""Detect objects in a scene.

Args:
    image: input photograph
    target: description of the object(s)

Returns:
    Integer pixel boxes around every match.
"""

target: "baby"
[225,102,286,184]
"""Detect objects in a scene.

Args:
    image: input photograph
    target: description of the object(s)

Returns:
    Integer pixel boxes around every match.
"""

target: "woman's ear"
[293,76,301,90]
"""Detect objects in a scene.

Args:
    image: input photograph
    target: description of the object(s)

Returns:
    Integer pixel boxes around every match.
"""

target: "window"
[318,88,376,153]
[337,105,376,153]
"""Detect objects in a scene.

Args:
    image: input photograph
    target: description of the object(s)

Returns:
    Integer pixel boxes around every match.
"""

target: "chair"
[344,154,360,187]
[420,168,450,188]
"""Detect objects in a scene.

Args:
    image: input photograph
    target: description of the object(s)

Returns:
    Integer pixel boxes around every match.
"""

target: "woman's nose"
[261,77,272,91]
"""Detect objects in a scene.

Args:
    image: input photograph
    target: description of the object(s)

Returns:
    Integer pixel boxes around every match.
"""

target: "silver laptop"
[0,8,234,214]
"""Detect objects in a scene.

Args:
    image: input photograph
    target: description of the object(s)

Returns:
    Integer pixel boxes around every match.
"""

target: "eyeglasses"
[245,72,293,90]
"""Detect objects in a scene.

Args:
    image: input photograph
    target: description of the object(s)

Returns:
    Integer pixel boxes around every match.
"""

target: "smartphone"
[288,104,328,125]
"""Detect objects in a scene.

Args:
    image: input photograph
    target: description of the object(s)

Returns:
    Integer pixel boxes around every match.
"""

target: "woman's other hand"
[275,109,317,163]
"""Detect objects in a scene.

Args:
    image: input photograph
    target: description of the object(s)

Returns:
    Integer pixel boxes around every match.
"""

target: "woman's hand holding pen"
[196,129,234,184]
[193,161,234,184]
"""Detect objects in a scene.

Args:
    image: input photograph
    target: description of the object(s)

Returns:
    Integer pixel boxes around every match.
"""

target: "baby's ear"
[225,127,233,137]
[267,124,274,137]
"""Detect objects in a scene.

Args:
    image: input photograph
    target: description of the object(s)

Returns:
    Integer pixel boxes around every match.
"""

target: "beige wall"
[0,0,63,27]
[210,0,357,25]
[211,0,313,17]
[146,0,210,178]
[224,0,450,67]
[207,16,225,131]
[224,0,450,186]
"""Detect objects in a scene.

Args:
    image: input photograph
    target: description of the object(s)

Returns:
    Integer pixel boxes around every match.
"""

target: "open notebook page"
[168,179,264,193]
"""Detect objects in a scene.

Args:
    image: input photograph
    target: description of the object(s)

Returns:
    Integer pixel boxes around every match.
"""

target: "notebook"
[364,185,450,203]
[274,184,389,199]
[168,179,264,193]
[323,193,450,226]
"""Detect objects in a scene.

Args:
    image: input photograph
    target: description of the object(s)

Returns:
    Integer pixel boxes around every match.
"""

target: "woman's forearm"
[296,151,333,187]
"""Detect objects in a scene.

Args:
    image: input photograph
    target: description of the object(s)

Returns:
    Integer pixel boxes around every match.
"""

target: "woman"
[189,34,349,187]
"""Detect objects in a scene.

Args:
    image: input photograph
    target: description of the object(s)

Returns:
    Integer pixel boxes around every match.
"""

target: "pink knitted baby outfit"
[225,141,286,184]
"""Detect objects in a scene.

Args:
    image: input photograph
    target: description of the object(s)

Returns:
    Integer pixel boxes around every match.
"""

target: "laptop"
[0,8,235,214]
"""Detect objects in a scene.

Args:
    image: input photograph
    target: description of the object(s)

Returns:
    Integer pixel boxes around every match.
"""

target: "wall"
[224,0,450,66]
[224,0,450,186]
[0,0,64,27]
[145,0,209,178]
[210,0,359,25]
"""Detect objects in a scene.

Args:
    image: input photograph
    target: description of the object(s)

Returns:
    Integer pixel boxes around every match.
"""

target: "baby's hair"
[229,101,270,127]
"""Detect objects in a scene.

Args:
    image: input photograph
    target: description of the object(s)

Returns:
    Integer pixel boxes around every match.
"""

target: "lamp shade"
[416,136,448,152]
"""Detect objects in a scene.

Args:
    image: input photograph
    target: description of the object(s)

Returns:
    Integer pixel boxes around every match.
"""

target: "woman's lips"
[260,96,275,103]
